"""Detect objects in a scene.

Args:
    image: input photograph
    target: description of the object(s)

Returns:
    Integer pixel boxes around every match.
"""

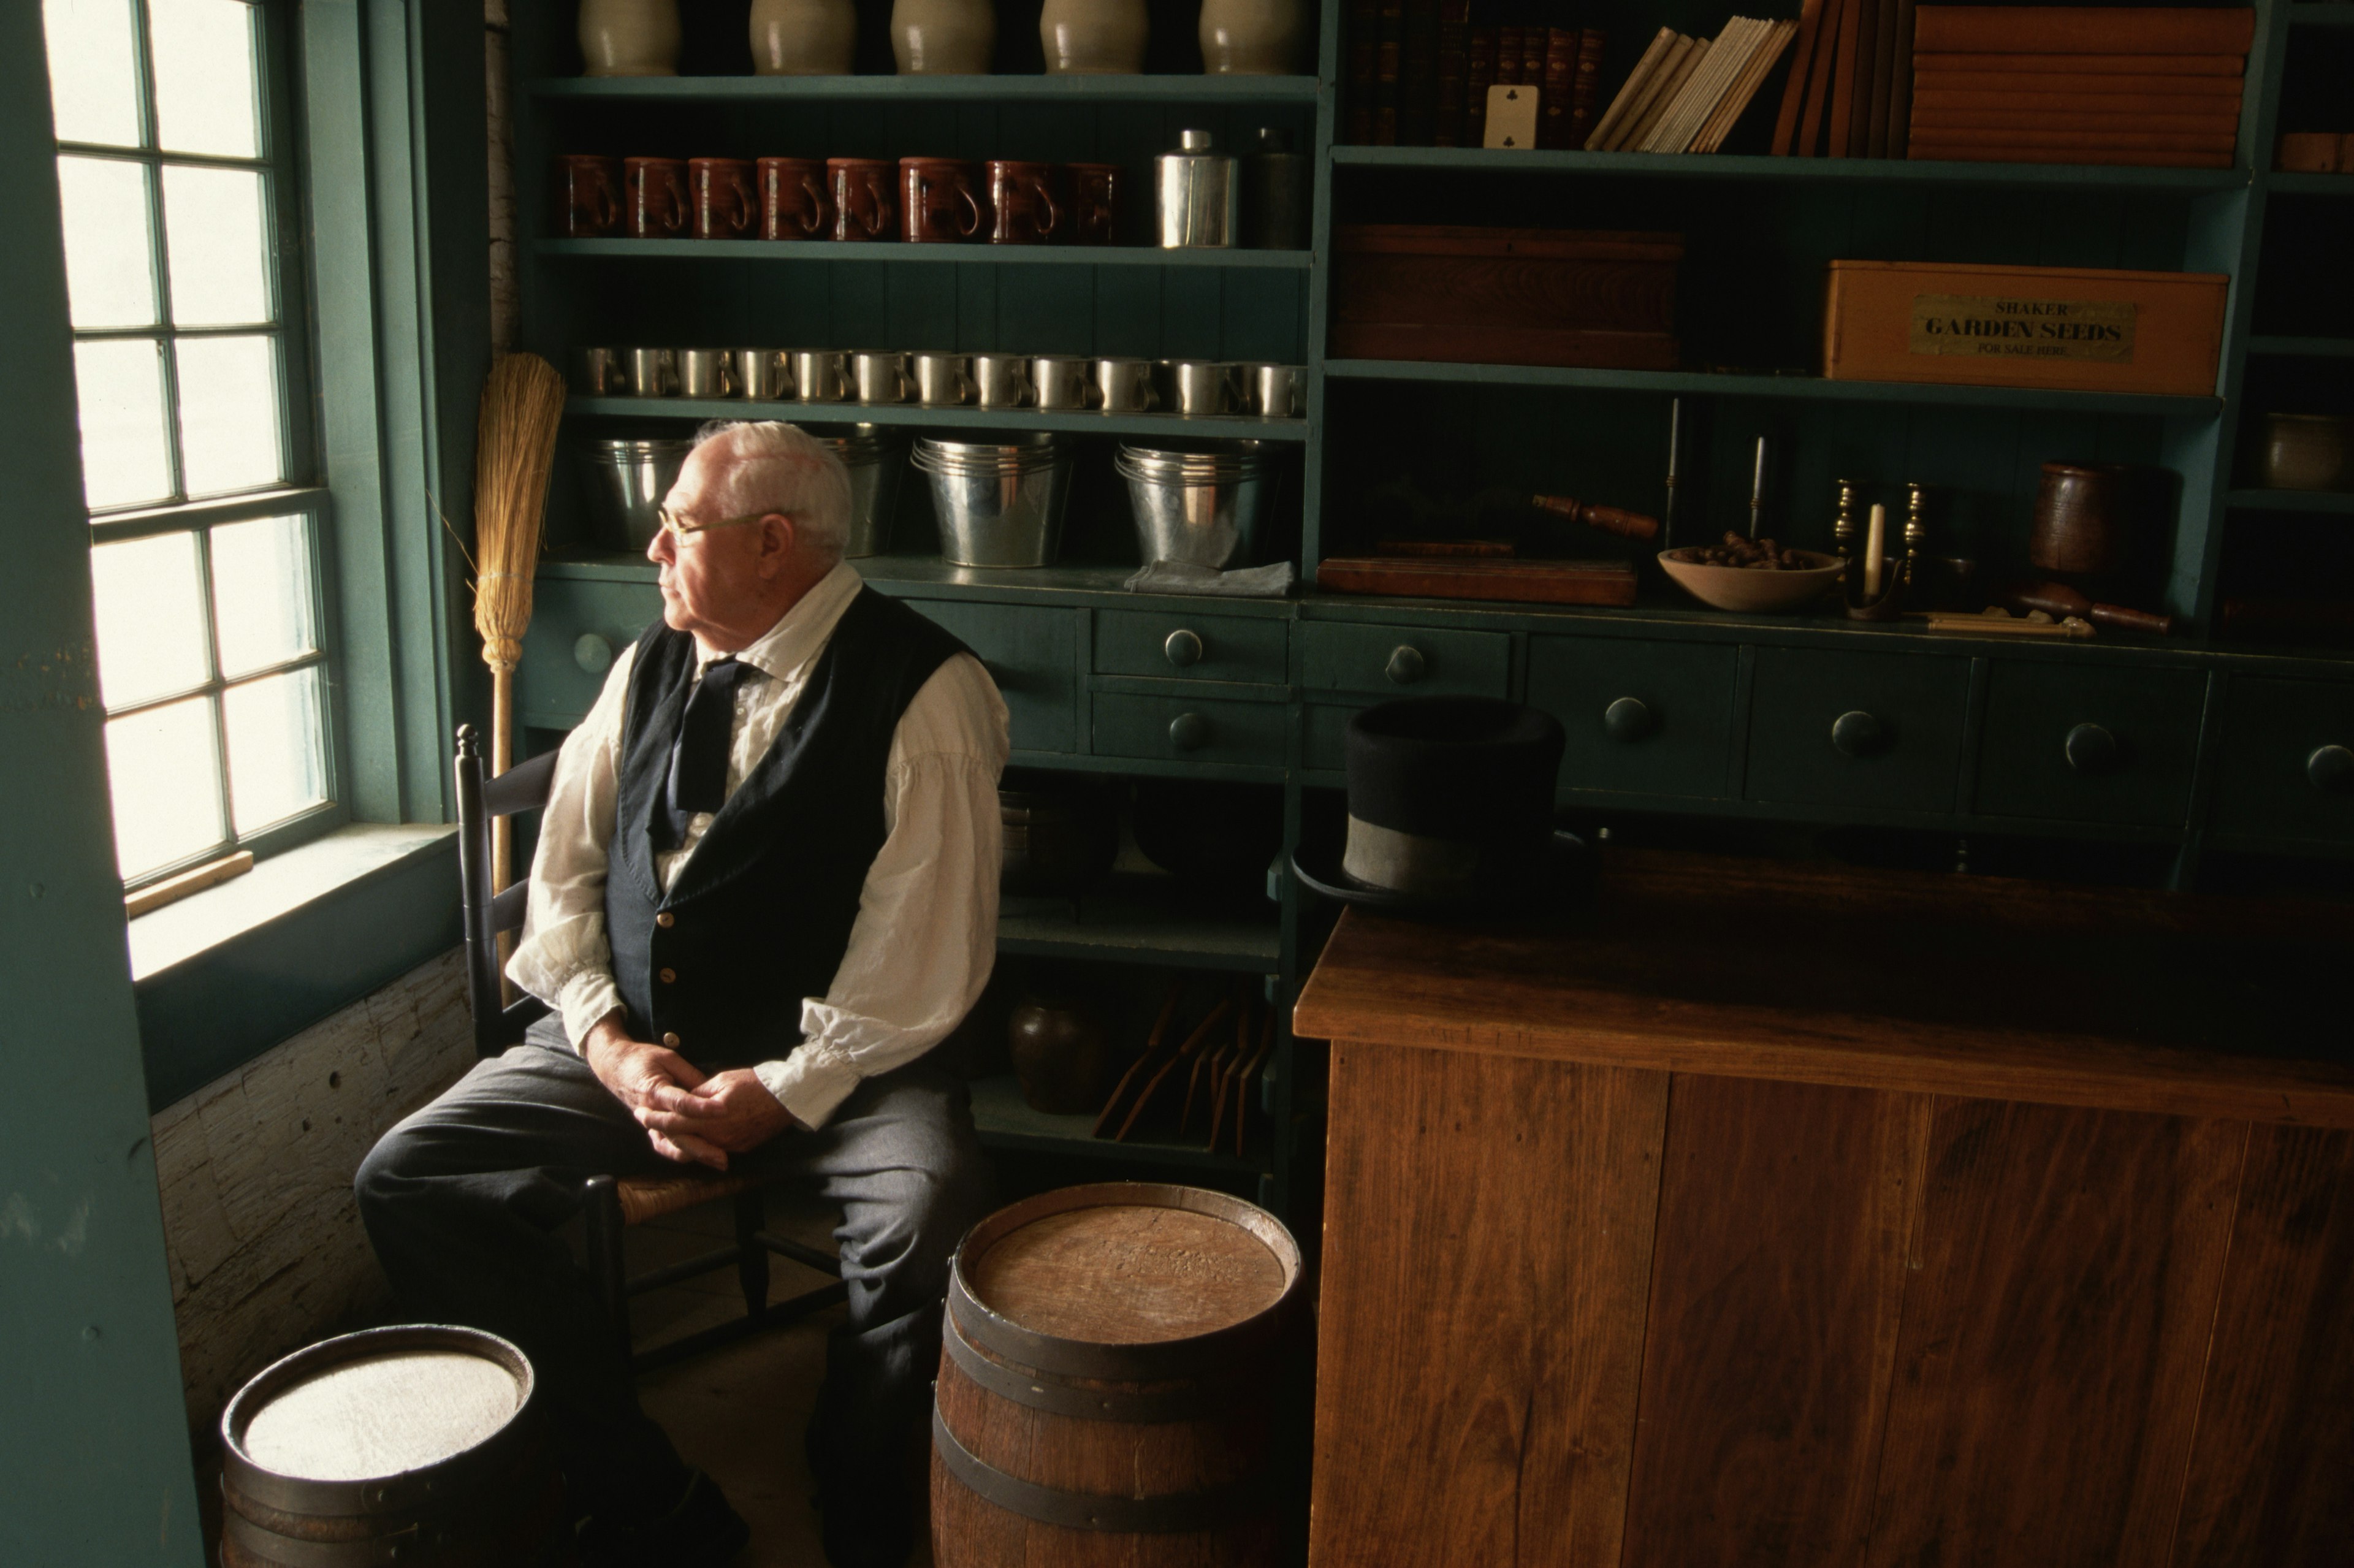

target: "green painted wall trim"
[135,843,464,1113]
[0,4,205,1559]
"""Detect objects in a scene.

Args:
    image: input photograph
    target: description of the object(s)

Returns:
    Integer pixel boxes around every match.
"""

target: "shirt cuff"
[558,971,626,1051]
[755,1044,861,1130]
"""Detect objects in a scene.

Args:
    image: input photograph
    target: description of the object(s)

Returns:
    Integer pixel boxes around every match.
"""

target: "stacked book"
[1584,17,1799,153]
[1346,3,1609,150]
[1905,7,2257,167]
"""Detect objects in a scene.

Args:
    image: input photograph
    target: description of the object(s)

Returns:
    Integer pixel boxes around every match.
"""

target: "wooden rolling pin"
[2001,580,2176,636]
[1530,493,1661,541]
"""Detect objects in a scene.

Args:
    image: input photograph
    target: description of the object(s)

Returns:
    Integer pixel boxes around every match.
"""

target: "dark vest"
[604,587,970,1070]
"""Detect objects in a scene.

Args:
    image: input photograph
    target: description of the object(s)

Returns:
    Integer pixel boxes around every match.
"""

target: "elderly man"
[357,421,1007,1568]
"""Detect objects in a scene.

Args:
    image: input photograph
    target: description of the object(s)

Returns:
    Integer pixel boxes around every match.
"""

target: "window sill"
[131,823,463,1111]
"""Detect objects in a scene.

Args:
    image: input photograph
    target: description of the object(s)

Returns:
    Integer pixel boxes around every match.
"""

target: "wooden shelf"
[567,395,1309,443]
[2269,173,2354,196]
[528,74,1321,104]
[2226,489,2354,514]
[967,1073,1268,1173]
[536,237,1312,268]
[1323,359,2224,417]
[2244,335,2354,358]
[1329,143,2251,192]
[997,877,1281,972]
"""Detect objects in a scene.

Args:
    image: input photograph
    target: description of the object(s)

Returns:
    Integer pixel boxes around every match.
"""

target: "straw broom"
[471,352,567,902]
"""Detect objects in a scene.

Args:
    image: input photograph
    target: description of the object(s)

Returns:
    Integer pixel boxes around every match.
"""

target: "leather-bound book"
[1347,0,1380,143]
[1568,27,1609,147]
[1912,6,2258,56]
[1914,50,2245,75]
[1911,87,2244,116]
[1522,4,1550,89]
[1435,0,1471,145]
[1541,9,1581,149]
[1772,0,1827,154]
[1374,0,1404,145]
[1401,0,1439,145]
[1867,0,1900,155]
[1797,0,1845,154]
[1496,18,1524,85]
[1910,68,2244,96]
[1886,0,1916,155]
[1913,106,2242,133]
[1906,142,2233,166]
[1466,12,1500,145]
[1844,0,1880,155]
[1908,128,2239,152]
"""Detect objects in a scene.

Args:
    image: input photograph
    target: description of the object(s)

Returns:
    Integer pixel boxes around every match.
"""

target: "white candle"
[1863,502,1887,601]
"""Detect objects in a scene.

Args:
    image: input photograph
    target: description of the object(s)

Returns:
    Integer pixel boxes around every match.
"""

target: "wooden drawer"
[1746,648,1971,814]
[1526,636,1738,800]
[1298,622,1509,700]
[1973,663,2207,828]
[2211,677,2354,846]
[904,599,1077,755]
[1094,692,1288,769]
[1095,609,1287,686]
[518,579,661,726]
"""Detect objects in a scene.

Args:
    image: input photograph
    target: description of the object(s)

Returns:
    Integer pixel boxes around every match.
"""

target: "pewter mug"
[913,352,975,407]
[973,353,1034,409]
[1094,356,1157,412]
[1032,356,1098,411]
[851,349,912,405]
[729,348,793,401]
[679,349,734,399]
[1244,363,1305,418]
[571,346,627,396]
[791,349,850,403]
[624,346,678,397]
[1159,359,1238,416]
[1156,129,1237,249]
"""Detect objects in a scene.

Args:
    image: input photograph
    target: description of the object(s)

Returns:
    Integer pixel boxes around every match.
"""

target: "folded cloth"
[1122,560,1298,598]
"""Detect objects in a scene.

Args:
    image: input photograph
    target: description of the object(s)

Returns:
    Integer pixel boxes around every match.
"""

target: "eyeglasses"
[655,506,786,538]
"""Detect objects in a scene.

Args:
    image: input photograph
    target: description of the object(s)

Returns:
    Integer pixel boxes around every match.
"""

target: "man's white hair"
[690,419,852,561]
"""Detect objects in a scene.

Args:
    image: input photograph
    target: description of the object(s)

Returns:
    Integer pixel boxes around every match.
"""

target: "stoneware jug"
[1007,995,1108,1115]
[891,0,996,74]
[1040,0,1148,74]
[750,0,856,74]
[577,0,680,76]
[1198,0,1303,73]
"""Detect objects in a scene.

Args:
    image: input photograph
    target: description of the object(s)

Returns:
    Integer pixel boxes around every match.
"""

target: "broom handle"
[492,666,516,1004]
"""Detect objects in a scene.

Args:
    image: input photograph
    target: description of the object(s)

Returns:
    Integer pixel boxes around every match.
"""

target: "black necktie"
[660,657,751,848]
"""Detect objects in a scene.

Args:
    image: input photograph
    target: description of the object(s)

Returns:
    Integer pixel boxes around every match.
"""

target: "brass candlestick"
[1832,479,1862,560]
[1902,482,1929,585]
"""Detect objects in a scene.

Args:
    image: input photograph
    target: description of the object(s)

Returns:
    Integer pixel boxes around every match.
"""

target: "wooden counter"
[1293,851,2354,1568]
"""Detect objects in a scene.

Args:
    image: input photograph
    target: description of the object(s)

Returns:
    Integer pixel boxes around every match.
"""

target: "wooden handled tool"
[2001,580,2176,636]
[1531,493,1661,541]
[1093,983,1183,1138]
[1114,996,1235,1142]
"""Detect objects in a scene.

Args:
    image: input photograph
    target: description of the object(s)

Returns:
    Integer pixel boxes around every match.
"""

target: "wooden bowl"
[1658,548,1845,613]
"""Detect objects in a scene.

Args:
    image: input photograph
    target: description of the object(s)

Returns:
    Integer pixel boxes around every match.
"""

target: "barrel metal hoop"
[221,1509,430,1568]
[942,1307,1246,1423]
[931,1407,1270,1534]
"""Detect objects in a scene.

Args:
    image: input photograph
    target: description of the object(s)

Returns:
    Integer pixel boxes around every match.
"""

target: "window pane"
[175,333,280,494]
[211,514,315,677]
[107,696,224,878]
[224,666,325,834]
[44,0,143,148]
[56,155,156,329]
[162,164,270,327]
[74,337,173,509]
[147,0,258,158]
[91,530,210,707]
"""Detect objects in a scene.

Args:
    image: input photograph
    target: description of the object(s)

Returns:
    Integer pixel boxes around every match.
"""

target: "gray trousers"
[354,1022,993,1529]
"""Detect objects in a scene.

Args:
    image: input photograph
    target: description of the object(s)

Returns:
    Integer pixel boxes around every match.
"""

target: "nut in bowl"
[1659,535,1845,613]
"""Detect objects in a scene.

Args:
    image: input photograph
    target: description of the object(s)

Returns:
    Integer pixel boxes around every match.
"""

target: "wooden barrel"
[219,1324,568,1568]
[930,1182,1303,1566]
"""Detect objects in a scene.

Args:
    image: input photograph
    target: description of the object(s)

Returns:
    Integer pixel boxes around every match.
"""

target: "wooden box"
[1822,260,2227,396]
[1331,224,1682,370]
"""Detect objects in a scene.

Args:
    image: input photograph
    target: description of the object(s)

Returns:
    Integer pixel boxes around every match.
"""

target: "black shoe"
[577,1470,750,1568]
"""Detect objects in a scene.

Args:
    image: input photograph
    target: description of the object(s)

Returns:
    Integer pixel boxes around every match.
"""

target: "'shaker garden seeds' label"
[1908,294,2138,362]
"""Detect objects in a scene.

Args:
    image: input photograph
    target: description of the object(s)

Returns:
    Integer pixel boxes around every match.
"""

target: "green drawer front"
[1094,691,1289,769]
[1526,637,1738,800]
[1303,701,1364,772]
[519,580,663,726]
[905,600,1077,755]
[2211,677,2354,846]
[1298,622,1509,699]
[1746,648,1971,814]
[1973,663,2207,828]
[1095,609,1288,685]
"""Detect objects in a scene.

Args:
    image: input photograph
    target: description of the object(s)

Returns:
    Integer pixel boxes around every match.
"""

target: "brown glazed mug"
[757,156,834,240]
[553,154,623,237]
[986,160,1061,245]
[688,157,758,240]
[1065,161,1121,246]
[901,158,986,243]
[2028,461,2128,577]
[827,158,899,243]
[622,156,690,238]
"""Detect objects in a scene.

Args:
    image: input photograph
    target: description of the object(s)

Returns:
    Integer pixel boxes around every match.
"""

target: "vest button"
[661,1032,680,1048]
[655,912,675,929]
[658,967,677,984]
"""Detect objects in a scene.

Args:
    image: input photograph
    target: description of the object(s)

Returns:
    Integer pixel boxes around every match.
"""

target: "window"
[45,0,336,888]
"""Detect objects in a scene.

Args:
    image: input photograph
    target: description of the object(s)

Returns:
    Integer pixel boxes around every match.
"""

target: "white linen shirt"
[505,561,1009,1128]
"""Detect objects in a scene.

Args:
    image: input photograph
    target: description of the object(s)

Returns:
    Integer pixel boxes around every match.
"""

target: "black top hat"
[1292,696,1593,917]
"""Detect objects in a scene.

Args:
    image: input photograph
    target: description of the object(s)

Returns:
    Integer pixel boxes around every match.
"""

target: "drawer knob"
[1169,712,1210,751]
[2309,744,2354,794]
[1164,628,1204,668]
[2064,723,2119,774]
[573,634,613,675]
[1603,696,1655,742]
[1830,710,1884,758]
[1385,645,1427,685]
